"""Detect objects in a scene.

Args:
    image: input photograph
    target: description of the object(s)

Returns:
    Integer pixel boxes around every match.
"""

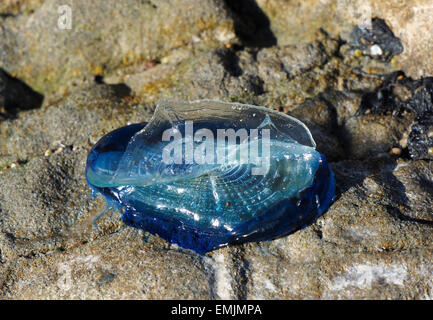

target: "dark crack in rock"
[0,69,44,118]
[223,0,276,47]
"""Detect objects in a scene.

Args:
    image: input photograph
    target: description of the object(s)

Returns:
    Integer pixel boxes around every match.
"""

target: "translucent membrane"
[86,100,335,253]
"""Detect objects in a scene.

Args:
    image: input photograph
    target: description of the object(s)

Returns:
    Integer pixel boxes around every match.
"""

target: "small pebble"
[390,147,402,156]
[370,44,383,56]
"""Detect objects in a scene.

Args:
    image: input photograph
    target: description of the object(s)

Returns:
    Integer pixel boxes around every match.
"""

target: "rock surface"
[0,0,432,299]
[0,0,238,96]
[256,0,433,78]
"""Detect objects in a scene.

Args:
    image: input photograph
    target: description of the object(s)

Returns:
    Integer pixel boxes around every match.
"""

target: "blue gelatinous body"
[86,100,335,253]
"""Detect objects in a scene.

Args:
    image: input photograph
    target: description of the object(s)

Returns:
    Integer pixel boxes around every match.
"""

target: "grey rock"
[342,114,413,159]
[256,42,329,83]
[1,0,432,300]
[0,82,152,162]
[221,159,433,299]
[255,0,433,78]
[1,228,213,299]
[0,0,44,15]
[0,0,238,95]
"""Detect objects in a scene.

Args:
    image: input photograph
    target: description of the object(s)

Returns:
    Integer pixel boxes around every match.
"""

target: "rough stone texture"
[342,114,413,159]
[109,31,384,110]
[0,0,238,96]
[0,82,153,163]
[356,72,433,161]
[0,0,432,300]
[256,0,433,78]
[216,159,433,299]
[373,0,433,78]
[1,228,213,299]
[0,0,43,15]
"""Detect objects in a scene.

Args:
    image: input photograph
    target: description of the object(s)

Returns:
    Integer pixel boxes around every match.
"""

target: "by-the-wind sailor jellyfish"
[86,100,336,253]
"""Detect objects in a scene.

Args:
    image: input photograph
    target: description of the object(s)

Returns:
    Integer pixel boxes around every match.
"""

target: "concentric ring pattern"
[86,100,336,253]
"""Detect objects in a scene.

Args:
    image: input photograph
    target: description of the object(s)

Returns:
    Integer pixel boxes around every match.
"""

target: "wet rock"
[240,245,433,299]
[319,90,362,126]
[255,0,352,45]
[329,160,433,249]
[389,160,433,222]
